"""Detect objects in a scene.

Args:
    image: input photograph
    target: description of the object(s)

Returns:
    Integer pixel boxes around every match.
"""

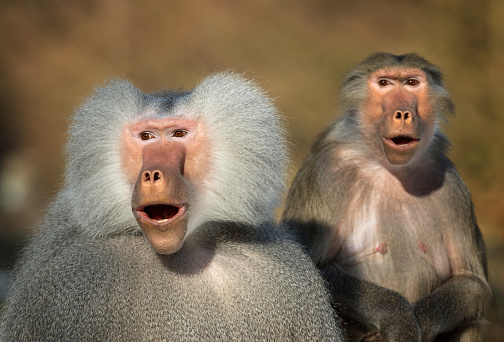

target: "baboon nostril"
[153,172,161,182]
[143,172,151,182]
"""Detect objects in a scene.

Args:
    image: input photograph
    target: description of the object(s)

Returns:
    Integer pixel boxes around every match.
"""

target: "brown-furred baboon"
[0,73,343,341]
[282,53,491,342]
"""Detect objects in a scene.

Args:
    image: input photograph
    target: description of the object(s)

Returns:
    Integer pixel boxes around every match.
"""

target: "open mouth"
[135,204,185,224]
[389,135,418,145]
[383,135,420,150]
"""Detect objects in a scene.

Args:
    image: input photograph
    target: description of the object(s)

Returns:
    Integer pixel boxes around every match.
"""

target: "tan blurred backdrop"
[0,0,503,338]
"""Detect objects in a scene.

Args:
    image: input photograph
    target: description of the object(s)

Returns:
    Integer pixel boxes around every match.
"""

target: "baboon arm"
[413,274,491,340]
[413,210,493,340]
[321,263,421,342]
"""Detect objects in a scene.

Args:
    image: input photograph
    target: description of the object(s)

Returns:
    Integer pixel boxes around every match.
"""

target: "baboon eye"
[378,79,392,87]
[406,78,420,86]
[172,129,188,138]
[140,132,155,140]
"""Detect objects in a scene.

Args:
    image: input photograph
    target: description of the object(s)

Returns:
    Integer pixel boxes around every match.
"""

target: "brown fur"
[283,53,491,342]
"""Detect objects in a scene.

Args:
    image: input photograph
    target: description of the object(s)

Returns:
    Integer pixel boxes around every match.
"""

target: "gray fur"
[64,74,288,238]
[1,73,343,341]
[283,53,491,341]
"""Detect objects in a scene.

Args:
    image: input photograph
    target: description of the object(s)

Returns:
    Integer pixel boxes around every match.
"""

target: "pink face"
[362,67,435,165]
[120,116,210,254]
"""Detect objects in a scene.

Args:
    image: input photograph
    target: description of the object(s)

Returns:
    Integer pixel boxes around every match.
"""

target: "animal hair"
[63,73,287,238]
[282,53,490,341]
[339,52,454,121]
[1,72,343,341]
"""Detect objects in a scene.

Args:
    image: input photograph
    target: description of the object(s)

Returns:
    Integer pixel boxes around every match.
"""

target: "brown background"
[0,0,503,338]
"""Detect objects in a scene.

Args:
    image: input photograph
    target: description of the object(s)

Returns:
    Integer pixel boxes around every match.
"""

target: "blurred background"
[0,0,503,338]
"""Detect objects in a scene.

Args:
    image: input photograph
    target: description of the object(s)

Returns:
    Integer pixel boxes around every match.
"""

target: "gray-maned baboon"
[282,53,491,342]
[0,73,343,341]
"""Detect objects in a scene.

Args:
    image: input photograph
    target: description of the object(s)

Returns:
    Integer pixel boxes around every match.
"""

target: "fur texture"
[64,73,287,238]
[283,53,490,341]
[1,73,343,341]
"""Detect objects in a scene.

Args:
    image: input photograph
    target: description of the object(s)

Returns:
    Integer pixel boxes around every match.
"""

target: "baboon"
[1,73,343,341]
[283,53,491,342]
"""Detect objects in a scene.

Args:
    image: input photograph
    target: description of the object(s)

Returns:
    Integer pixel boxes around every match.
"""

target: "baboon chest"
[332,183,452,301]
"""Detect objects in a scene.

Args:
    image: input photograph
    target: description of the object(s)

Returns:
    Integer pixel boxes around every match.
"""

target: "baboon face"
[362,67,435,165]
[121,117,209,254]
